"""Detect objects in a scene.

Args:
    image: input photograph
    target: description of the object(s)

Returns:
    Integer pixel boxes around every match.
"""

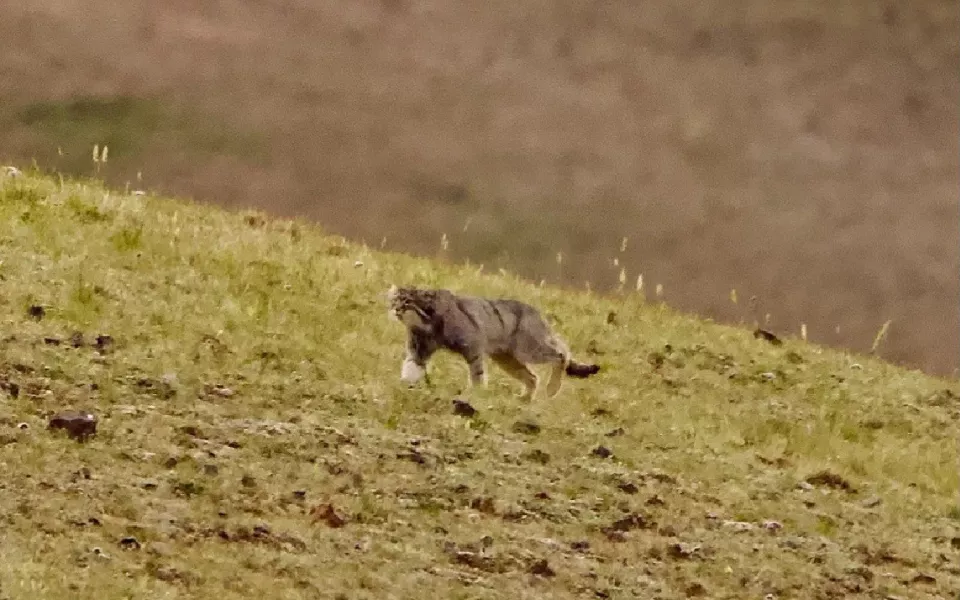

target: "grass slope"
[0,169,957,600]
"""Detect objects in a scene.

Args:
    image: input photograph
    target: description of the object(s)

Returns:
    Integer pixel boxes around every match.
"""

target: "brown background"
[1,0,957,375]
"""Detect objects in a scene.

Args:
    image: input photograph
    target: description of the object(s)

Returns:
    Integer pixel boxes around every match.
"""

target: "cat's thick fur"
[386,285,601,399]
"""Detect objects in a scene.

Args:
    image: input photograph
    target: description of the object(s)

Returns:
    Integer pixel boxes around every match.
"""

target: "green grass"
[7,96,267,177]
[0,167,957,600]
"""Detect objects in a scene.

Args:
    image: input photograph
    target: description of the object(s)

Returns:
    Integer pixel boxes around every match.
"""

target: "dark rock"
[605,427,625,437]
[69,331,86,348]
[522,449,551,464]
[119,536,141,550]
[470,497,496,514]
[27,305,45,321]
[805,470,856,493]
[570,540,590,552]
[529,558,556,577]
[591,445,612,459]
[452,399,477,417]
[909,573,936,585]
[511,420,541,435]
[94,335,114,354]
[607,513,649,533]
[666,543,702,560]
[310,503,346,528]
[685,583,707,597]
[753,328,782,346]
[178,425,203,438]
[48,410,97,441]
[617,481,639,494]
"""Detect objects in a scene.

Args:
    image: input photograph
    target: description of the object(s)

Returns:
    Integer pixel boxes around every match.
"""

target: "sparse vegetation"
[0,169,957,599]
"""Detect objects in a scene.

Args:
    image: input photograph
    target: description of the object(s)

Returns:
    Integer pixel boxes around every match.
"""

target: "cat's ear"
[386,284,399,301]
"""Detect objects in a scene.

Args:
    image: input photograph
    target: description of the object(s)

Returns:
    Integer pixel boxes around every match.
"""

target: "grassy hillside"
[0,169,957,600]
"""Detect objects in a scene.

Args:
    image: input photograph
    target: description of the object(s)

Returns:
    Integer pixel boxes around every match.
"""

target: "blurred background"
[1,0,957,376]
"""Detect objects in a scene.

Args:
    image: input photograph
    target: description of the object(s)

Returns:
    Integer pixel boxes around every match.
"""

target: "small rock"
[69,331,86,348]
[685,582,707,597]
[862,496,882,508]
[796,481,814,491]
[43,336,62,346]
[397,449,427,464]
[605,427,625,437]
[470,497,496,515]
[761,520,783,532]
[240,474,256,488]
[909,573,936,585]
[570,540,590,552]
[753,328,782,346]
[94,335,114,353]
[178,425,203,438]
[529,558,556,577]
[666,543,702,560]
[950,536,960,550]
[606,311,618,325]
[646,495,666,507]
[48,410,97,441]
[202,464,219,476]
[452,399,477,418]
[657,524,678,537]
[292,490,307,501]
[27,305,45,321]
[139,480,159,490]
[591,445,612,459]
[522,449,551,464]
[215,386,235,398]
[511,420,541,435]
[604,530,628,542]
[591,408,613,417]
[804,469,856,493]
[311,503,346,528]
[617,481,639,494]
[119,536,141,550]
[605,513,649,534]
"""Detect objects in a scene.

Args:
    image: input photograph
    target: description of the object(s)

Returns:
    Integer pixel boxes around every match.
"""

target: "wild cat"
[386,285,601,399]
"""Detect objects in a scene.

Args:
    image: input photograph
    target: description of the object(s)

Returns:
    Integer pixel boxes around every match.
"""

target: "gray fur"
[386,285,600,399]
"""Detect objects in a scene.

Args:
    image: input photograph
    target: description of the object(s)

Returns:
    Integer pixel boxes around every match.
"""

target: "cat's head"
[386,284,435,328]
